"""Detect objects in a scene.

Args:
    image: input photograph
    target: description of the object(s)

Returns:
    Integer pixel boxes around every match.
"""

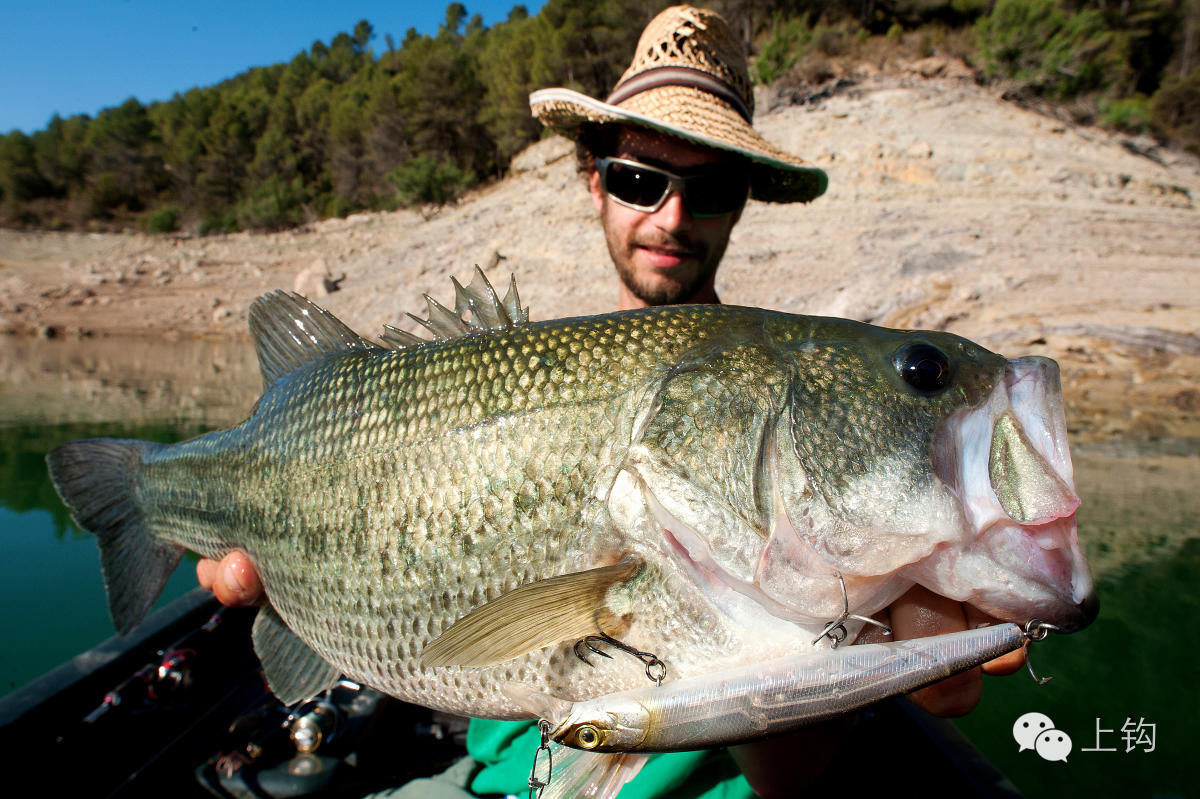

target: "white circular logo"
[1013,711,1055,752]
[1034,728,1073,762]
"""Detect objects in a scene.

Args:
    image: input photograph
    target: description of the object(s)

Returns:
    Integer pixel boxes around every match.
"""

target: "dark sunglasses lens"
[684,172,749,217]
[606,162,670,209]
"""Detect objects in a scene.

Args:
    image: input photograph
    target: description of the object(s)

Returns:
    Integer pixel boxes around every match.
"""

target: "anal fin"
[542,748,648,799]
[420,556,640,669]
[252,604,342,705]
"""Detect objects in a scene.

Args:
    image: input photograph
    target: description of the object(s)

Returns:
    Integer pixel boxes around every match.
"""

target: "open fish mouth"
[631,354,1097,640]
[921,356,1098,632]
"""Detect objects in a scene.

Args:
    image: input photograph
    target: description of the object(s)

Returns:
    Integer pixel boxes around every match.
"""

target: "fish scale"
[47,275,1096,724]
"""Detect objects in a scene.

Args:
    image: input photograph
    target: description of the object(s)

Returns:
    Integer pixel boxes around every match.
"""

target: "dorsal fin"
[379,266,530,350]
[248,290,377,390]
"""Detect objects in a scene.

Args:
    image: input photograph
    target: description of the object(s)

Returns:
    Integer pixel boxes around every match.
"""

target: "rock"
[908,57,948,78]
[904,141,933,159]
[475,248,508,272]
[294,260,347,298]
[510,136,574,174]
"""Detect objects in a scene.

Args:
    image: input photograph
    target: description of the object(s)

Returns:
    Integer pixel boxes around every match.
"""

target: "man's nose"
[652,190,689,229]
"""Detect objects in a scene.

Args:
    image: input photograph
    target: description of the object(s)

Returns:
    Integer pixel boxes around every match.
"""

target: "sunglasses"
[596,157,750,219]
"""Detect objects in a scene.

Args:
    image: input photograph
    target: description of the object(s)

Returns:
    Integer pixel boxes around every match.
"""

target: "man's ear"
[588,167,605,214]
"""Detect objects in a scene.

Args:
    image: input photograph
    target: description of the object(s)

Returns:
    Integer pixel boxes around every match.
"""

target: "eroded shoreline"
[2,75,1197,443]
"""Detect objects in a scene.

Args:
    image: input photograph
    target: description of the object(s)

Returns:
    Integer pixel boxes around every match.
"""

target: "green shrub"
[755,15,812,84]
[916,28,935,57]
[1151,67,1200,154]
[235,177,306,230]
[324,193,354,218]
[1098,94,1152,132]
[87,173,124,218]
[975,0,1128,97]
[949,0,988,19]
[199,211,237,235]
[143,205,181,233]
[387,154,474,207]
[813,25,849,57]
[887,23,905,45]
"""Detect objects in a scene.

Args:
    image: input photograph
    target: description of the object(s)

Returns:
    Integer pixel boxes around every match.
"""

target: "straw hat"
[529,5,827,204]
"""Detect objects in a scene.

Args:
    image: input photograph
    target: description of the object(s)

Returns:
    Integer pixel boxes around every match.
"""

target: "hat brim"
[530,87,827,204]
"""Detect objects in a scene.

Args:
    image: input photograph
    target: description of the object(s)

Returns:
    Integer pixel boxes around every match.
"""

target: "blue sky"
[0,1,545,135]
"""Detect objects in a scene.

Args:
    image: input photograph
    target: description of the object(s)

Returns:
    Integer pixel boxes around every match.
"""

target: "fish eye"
[894,344,953,393]
[574,724,602,749]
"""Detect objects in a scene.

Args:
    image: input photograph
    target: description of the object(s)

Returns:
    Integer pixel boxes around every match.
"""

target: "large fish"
[47,270,1096,725]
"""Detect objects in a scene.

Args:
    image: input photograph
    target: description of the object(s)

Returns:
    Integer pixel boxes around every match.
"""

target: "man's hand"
[196,551,263,607]
[856,584,1026,716]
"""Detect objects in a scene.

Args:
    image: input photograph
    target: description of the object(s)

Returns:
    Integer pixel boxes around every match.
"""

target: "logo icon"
[1035,728,1072,762]
[1013,712,1054,752]
[1013,712,1072,762]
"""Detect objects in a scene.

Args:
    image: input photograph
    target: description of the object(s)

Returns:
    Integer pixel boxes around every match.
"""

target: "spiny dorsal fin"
[379,266,529,351]
[249,290,377,390]
[420,556,640,669]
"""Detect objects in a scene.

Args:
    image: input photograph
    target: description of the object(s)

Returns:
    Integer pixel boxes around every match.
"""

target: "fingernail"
[224,565,248,596]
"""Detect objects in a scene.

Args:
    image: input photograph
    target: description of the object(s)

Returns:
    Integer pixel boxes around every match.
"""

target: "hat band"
[605,67,752,124]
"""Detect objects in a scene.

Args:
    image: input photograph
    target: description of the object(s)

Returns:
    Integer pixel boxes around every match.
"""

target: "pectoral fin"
[420,556,640,669]
[252,604,342,705]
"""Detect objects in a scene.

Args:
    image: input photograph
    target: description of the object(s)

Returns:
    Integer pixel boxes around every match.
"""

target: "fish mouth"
[921,357,1098,632]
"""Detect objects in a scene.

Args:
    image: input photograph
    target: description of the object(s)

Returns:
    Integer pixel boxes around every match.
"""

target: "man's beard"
[606,228,722,307]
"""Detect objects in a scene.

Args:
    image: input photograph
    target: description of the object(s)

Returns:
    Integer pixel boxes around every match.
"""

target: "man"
[199,6,1022,796]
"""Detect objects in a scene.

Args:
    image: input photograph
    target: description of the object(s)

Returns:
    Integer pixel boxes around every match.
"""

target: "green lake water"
[1,336,1194,796]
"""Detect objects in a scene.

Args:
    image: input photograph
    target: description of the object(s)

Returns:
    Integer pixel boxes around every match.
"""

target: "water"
[0,334,259,694]
[954,442,1198,798]
[1,335,1194,795]
[0,421,210,693]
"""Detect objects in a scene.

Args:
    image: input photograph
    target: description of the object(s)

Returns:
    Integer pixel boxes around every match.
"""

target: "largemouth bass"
[47,270,1096,722]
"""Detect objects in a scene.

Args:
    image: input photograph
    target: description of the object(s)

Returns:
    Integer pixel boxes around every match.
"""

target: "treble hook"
[1021,619,1061,684]
[574,632,667,685]
[812,572,892,648]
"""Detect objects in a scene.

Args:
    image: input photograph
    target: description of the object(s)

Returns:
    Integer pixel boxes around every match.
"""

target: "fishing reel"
[197,678,469,797]
[151,648,196,698]
[285,695,342,754]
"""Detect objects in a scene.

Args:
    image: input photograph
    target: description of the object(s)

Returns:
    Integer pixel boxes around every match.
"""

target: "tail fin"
[45,438,184,634]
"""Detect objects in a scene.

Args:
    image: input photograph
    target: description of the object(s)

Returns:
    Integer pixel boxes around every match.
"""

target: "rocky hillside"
[2,69,1198,443]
